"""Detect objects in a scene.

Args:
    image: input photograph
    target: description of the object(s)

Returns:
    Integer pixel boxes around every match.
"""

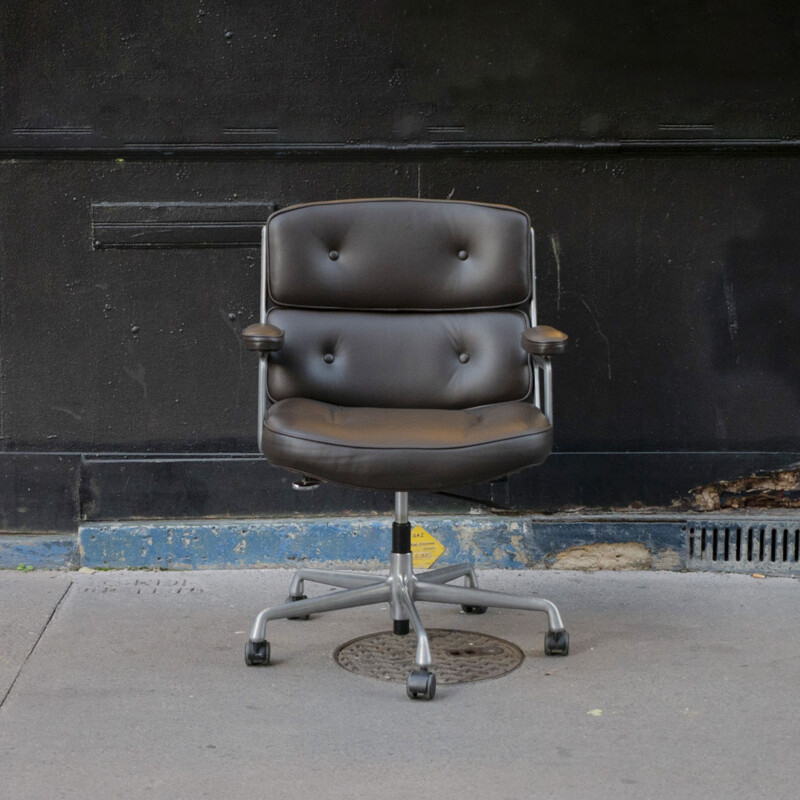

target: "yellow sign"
[411,525,446,569]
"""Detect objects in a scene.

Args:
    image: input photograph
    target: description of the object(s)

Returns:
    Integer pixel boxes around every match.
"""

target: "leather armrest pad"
[243,323,285,352]
[521,325,568,355]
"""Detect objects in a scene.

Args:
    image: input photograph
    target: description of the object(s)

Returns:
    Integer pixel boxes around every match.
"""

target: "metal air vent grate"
[686,522,800,574]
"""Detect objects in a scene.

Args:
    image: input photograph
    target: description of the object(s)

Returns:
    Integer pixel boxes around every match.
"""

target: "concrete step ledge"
[0,535,80,570]
[73,515,688,571]
[6,512,800,572]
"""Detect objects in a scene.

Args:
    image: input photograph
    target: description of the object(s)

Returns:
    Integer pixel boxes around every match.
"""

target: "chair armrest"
[243,323,285,352]
[521,326,568,355]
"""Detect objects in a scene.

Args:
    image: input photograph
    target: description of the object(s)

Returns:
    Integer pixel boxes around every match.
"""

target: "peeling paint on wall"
[690,466,800,511]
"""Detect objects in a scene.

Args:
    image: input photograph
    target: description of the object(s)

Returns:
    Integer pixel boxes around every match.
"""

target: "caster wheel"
[245,640,271,666]
[286,594,310,621]
[544,629,569,656]
[461,604,488,614]
[406,669,436,701]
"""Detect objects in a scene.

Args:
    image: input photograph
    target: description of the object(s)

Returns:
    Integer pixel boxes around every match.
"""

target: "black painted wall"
[1,1,799,532]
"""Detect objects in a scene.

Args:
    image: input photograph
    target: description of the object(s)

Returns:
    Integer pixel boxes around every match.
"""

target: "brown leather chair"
[243,198,568,700]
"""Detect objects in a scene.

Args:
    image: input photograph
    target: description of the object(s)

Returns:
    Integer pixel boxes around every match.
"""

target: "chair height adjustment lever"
[292,475,321,491]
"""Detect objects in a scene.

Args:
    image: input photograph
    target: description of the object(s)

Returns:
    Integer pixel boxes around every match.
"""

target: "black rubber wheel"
[245,640,271,666]
[406,669,436,700]
[544,629,569,656]
[461,604,488,614]
[286,593,310,621]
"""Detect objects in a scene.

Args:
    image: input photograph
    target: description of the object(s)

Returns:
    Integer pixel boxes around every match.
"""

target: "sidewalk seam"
[0,581,73,710]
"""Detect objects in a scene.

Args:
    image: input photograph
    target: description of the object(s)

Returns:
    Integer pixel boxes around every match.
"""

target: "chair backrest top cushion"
[267,198,531,311]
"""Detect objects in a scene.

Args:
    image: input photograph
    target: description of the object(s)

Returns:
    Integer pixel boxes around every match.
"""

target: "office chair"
[242,198,568,700]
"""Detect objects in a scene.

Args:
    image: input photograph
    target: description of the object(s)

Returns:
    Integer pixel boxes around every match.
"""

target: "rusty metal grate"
[334,629,524,684]
[686,521,800,574]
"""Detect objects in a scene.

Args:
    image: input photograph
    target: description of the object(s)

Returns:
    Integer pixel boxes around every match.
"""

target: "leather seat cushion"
[262,398,552,491]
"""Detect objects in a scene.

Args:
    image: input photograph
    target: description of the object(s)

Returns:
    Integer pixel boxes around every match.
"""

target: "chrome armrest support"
[533,355,554,424]
[257,223,269,451]
[257,353,268,451]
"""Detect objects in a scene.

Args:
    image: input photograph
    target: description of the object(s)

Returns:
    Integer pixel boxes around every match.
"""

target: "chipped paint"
[24,513,792,572]
[72,514,693,571]
[651,547,682,571]
[78,516,543,571]
[552,542,652,571]
[550,233,563,311]
[722,274,739,347]
[0,535,80,569]
[509,534,531,567]
[690,466,800,511]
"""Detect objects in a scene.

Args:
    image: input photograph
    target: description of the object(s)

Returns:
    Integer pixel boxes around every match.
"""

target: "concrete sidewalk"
[1,567,798,799]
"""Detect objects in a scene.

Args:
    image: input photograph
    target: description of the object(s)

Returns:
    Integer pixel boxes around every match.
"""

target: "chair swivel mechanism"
[242,199,568,700]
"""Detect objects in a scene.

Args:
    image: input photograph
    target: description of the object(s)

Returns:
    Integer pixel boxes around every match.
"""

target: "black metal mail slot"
[91,201,276,248]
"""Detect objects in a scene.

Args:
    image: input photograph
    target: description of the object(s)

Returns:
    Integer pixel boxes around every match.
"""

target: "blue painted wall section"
[0,535,80,570]
[527,521,688,567]
[77,515,687,570]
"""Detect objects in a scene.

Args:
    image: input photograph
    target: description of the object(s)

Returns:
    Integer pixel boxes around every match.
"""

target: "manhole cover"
[334,628,524,684]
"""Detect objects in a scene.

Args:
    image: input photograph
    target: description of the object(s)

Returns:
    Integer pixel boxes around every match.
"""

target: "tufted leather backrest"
[267,199,531,309]
[265,199,533,408]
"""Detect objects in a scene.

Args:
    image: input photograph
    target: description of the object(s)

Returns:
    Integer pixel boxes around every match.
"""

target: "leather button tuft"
[328,250,339,260]
[457,250,468,260]
[323,353,335,364]
[458,353,470,363]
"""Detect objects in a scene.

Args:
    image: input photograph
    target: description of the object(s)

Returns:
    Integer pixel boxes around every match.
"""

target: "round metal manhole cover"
[334,628,524,684]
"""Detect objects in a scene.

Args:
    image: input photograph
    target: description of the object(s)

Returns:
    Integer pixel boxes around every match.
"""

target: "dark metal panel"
[0,455,80,533]
[91,202,275,248]
[2,2,800,151]
[1,1,799,530]
[0,159,419,453]
[1,156,799,458]
[79,452,800,522]
[426,157,800,453]
[81,456,401,521]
